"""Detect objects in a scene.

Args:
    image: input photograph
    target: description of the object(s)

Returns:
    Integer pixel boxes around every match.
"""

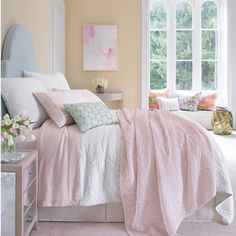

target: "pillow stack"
[33,90,104,128]
[149,90,218,112]
[2,70,119,132]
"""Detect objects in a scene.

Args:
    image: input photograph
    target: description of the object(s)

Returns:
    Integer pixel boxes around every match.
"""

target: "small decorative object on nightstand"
[92,78,108,94]
[1,150,38,236]
[95,92,123,108]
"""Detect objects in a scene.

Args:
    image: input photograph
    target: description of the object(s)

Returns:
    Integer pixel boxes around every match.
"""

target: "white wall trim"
[228,0,236,128]
[140,0,150,108]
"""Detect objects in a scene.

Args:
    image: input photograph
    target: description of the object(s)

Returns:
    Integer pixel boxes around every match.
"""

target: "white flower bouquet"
[1,114,36,153]
[92,78,108,93]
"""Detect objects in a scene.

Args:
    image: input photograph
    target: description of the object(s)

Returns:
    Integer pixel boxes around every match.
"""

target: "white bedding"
[79,125,121,205]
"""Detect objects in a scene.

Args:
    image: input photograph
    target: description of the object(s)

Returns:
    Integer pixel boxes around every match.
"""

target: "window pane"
[202,31,217,60]
[176,31,192,60]
[176,1,192,29]
[150,1,167,29]
[150,61,167,89]
[201,1,217,29]
[176,61,192,90]
[150,31,167,60]
[202,61,218,90]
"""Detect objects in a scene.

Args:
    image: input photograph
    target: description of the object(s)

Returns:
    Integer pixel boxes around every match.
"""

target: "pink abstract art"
[83,25,118,71]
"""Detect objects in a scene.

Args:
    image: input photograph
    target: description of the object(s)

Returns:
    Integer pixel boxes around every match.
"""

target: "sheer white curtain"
[228,0,236,128]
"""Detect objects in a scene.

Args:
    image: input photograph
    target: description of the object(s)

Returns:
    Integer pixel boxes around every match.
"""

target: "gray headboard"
[1,24,38,116]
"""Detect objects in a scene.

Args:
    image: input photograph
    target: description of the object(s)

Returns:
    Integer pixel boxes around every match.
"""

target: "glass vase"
[96,86,105,93]
[1,138,16,154]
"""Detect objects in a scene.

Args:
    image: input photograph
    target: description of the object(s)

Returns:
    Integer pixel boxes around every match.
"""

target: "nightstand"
[1,150,38,236]
[95,92,123,108]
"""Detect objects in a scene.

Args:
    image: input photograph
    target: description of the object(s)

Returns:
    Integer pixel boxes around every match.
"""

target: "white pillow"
[23,71,70,91]
[157,97,180,111]
[33,89,103,128]
[1,78,49,128]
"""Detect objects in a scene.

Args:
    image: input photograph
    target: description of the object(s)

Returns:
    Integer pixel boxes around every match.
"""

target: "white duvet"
[79,125,122,206]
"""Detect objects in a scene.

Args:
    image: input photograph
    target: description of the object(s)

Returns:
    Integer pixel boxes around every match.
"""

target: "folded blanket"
[117,109,217,236]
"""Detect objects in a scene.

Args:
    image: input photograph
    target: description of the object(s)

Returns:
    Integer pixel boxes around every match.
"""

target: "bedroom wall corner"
[1,0,52,74]
[65,0,140,109]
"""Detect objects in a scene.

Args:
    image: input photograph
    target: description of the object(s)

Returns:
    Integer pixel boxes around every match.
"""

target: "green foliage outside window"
[150,0,218,91]
[150,1,167,29]
[150,62,167,89]
[150,31,167,60]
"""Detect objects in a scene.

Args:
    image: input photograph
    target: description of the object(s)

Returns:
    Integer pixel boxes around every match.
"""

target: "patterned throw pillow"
[149,89,170,110]
[64,102,119,132]
[178,92,201,111]
[157,97,180,111]
[198,93,218,111]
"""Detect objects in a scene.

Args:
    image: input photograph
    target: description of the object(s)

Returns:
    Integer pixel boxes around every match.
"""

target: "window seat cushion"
[172,110,213,130]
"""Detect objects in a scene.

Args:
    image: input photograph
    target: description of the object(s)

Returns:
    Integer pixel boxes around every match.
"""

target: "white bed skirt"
[38,199,220,223]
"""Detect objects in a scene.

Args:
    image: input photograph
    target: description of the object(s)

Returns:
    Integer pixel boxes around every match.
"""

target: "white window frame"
[140,0,228,108]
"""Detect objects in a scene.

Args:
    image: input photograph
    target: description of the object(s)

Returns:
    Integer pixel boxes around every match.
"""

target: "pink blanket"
[117,109,216,236]
[37,120,82,206]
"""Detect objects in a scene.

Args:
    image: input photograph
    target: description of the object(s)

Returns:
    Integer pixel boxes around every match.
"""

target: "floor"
[31,131,236,236]
[30,221,236,236]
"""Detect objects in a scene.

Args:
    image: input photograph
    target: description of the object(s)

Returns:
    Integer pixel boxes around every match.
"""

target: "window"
[150,1,167,89]
[142,0,228,107]
[201,1,218,90]
[176,1,193,90]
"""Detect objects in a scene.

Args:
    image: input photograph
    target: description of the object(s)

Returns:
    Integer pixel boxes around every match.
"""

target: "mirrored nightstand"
[1,150,38,236]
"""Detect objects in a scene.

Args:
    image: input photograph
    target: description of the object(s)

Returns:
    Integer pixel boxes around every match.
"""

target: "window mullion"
[193,0,201,91]
[168,0,175,94]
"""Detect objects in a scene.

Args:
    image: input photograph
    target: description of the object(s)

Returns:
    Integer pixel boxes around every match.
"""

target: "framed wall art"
[83,25,118,71]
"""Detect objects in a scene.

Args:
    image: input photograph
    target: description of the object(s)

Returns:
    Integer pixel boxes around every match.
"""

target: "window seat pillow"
[149,89,170,110]
[157,97,180,111]
[172,110,213,130]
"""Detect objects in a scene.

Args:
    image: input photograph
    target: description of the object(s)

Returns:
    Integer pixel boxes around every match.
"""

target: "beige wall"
[65,0,140,108]
[1,0,52,73]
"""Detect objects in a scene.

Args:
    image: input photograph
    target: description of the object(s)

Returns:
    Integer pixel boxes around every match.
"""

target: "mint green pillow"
[64,102,119,132]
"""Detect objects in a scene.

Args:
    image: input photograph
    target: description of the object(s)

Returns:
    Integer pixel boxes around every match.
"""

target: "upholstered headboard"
[1,24,38,116]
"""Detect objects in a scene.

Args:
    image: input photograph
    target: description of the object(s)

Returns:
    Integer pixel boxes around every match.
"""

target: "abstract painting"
[83,25,118,71]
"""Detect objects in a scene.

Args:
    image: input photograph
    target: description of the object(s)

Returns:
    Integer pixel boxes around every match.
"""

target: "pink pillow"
[33,90,103,127]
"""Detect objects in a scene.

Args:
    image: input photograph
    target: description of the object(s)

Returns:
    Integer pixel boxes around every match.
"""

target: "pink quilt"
[117,109,217,236]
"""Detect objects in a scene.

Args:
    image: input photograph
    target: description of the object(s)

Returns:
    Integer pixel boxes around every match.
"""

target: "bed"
[1,25,235,235]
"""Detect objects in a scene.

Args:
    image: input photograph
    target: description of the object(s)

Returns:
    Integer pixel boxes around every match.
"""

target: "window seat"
[172,110,213,130]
